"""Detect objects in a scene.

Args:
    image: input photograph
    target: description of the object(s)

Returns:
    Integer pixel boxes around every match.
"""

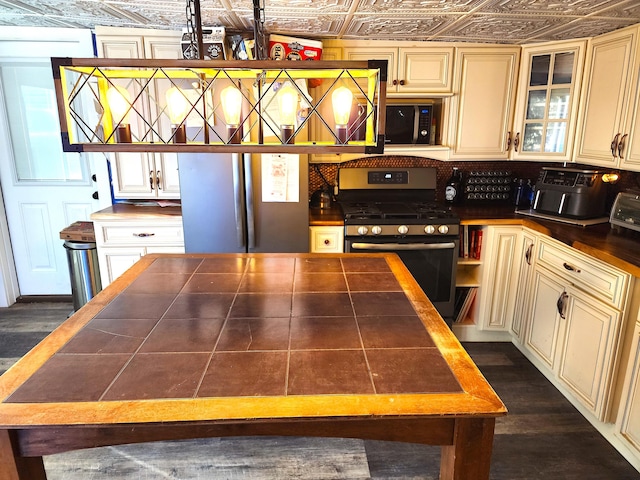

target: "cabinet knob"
[392,79,398,86]
[324,239,331,245]
[399,79,405,86]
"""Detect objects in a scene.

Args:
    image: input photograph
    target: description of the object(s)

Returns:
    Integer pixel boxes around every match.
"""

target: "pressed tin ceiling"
[1,0,640,44]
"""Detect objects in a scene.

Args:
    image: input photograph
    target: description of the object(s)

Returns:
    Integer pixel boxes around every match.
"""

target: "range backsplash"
[310,156,638,208]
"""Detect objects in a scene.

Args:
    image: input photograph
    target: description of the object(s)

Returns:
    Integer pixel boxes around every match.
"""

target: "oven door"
[345,236,458,322]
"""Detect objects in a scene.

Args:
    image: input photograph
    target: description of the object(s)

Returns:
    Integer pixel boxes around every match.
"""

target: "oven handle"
[351,242,456,251]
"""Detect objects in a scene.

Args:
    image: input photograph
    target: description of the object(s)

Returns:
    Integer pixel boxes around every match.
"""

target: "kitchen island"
[0,253,506,479]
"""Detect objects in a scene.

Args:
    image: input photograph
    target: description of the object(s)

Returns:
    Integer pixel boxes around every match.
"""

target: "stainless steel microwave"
[384,104,433,145]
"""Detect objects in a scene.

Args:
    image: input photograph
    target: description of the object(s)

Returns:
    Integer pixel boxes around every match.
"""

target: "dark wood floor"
[1,301,638,479]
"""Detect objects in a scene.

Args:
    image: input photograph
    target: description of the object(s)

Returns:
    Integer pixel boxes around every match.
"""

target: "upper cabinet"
[575,25,640,170]
[342,44,454,95]
[509,40,587,162]
[448,46,520,159]
[95,27,183,199]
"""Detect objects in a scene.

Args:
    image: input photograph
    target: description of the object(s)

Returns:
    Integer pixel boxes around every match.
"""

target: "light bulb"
[277,82,299,144]
[220,85,243,127]
[165,86,190,143]
[220,85,243,144]
[331,86,353,144]
[106,86,132,143]
[165,87,190,125]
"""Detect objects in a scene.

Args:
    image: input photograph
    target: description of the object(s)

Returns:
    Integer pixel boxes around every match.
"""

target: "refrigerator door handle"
[232,153,247,248]
[243,153,256,249]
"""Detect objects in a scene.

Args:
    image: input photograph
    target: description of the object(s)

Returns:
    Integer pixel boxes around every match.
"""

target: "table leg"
[440,417,496,480]
[0,430,47,480]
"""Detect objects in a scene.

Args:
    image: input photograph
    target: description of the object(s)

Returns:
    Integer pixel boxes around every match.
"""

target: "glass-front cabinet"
[511,40,587,162]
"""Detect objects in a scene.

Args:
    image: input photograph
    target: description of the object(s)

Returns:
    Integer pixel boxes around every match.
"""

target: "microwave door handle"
[351,242,456,251]
[413,105,419,144]
[533,189,541,209]
[558,193,567,215]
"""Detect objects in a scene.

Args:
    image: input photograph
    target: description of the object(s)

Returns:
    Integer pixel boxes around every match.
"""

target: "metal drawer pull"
[563,262,580,273]
[149,170,155,190]
[557,291,568,319]
[156,170,162,190]
[133,233,156,237]
[611,133,621,158]
[513,132,520,152]
[525,243,534,265]
[619,134,628,159]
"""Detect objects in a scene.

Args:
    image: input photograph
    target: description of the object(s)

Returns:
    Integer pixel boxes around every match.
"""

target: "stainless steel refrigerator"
[178,152,309,253]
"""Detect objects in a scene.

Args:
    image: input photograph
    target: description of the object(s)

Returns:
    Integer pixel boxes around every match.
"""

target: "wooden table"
[0,253,506,479]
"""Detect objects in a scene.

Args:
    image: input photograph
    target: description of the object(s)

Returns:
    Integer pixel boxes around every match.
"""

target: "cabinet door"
[575,26,638,167]
[97,247,145,286]
[449,47,520,159]
[398,47,454,93]
[309,226,344,253]
[525,267,566,369]
[511,229,537,340]
[558,286,621,420]
[620,54,640,171]
[111,154,154,199]
[617,321,640,456]
[511,40,586,162]
[154,154,181,198]
[477,227,522,331]
[343,47,397,93]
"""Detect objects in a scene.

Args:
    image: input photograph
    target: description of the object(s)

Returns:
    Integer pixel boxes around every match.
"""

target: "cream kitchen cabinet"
[342,45,454,94]
[616,317,640,469]
[475,226,523,331]
[523,236,631,420]
[509,39,587,162]
[93,218,185,286]
[511,228,538,342]
[309,226,344,253]
[448,46,520,159]
[575,25,640,170]
[95,27,182,199]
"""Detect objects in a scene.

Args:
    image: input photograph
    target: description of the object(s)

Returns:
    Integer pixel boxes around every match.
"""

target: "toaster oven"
[610,191,640,233]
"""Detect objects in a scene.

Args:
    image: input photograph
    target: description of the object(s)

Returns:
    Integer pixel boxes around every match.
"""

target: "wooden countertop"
[310,204,640,278]
[90,203,182,220]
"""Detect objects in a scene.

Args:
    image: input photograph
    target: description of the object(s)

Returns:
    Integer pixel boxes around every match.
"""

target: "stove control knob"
[371,226,382,235]
[397,225,409,235]
[424,225,436,235]
[438,225,450,235]
[357,226,369,236]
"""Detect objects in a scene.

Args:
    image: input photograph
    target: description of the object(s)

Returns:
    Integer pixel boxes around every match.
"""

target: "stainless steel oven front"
[344,235,459,322]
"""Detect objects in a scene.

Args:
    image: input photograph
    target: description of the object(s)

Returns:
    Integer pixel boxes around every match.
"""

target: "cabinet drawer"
[310,226,344,253]
[536,237,630,309]
[98,223,184,246]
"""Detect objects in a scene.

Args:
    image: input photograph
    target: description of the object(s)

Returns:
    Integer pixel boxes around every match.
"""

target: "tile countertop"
[311,204,640,278]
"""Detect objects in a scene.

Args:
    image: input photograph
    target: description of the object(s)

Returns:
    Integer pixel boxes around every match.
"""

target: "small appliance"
[335,167,459,323]
[384,104,434,145]
[610,191,640,233]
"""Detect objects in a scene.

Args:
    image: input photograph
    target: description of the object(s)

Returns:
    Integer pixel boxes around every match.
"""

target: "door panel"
[0,28,109,297]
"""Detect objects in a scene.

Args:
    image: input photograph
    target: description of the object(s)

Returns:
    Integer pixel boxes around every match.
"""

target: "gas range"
[336,167,460,323]
[336,168,460,238]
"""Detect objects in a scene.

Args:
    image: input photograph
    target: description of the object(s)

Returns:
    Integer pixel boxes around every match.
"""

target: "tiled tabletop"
[5,255,462,404]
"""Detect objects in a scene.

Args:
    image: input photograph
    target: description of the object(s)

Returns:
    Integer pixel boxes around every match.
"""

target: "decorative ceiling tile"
[343,15,455,39]
[356,0,484,13]
[438,14,566,44]
[0,0,640,43]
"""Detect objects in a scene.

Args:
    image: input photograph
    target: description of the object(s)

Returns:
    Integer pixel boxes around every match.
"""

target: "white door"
[0,28,110,298]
